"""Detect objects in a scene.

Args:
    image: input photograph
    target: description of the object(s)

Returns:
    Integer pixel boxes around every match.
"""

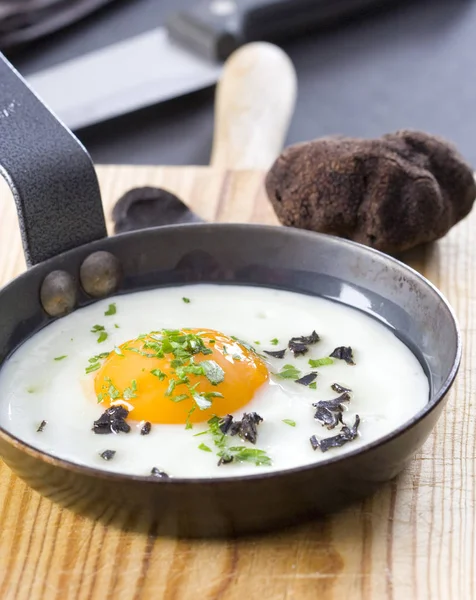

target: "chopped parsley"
[97,331,108,344]
[123,380,137,400]
[199,360,225,385]
[308,357,334,368]
[191,390,213,410]
[254,341,261,345]
[276,364,301,380]
[105,303,116,316]
[114,346,124,356]
[282,419,296,427]
[91,325,108,344]
[114,324,120,329]
[198,443,212,452]
[185,406,196,430]
[104,377,120,400]
[165,378,177,397]
[54,355,67,361]
[150,368,167,380]
[182,297,191,304]
[309,382,317,390]
[85,351,110,374]
[270,338,279,345]
[172,394,189,403]
[226,447,271,466]
[85,363,101,374]
[89,352,111,362]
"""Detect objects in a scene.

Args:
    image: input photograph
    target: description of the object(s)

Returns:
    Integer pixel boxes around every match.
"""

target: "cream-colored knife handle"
[210,42,297,170]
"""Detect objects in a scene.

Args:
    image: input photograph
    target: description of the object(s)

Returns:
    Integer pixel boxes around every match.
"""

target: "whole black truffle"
[265,130,476,254]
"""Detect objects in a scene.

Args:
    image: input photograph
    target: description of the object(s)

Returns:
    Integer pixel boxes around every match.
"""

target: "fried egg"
[0,284,429,478]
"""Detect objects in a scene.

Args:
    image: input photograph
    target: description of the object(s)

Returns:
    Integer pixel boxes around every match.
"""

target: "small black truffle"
[331,383,352,394]
[229,412,263,444]
[150,467,169,479]
[93,406,131,435]
[288,331,320,356]
[264,349,287,359]
[313,406,342,430]
[329,346,355,365]
[310,415,360,452]
[100,450,116,461]
[314,393,351,412]
[288,341,308,356]
[313,393,351,430]
[291,331,320,345]
[296,372,318,386]
[219,414,234,434]
[140,421,152,436]
[37,420,47,433]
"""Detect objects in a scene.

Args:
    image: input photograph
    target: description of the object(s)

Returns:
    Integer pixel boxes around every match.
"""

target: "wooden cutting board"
[0,163,474,600]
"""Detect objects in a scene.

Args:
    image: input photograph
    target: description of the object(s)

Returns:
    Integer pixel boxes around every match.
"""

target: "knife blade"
[26,0,402,130]
[27,28,222,130]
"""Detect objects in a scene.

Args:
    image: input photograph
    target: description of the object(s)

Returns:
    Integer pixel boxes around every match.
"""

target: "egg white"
[0,284,429,478]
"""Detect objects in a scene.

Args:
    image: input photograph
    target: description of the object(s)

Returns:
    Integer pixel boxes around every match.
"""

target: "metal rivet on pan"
[40,270,77,317]
[80,251,122,298]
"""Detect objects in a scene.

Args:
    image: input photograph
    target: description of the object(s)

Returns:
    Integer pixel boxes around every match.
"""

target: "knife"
[26,0,401,130]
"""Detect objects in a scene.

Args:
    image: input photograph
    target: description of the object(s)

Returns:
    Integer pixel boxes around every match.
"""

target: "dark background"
[7,0,476,167]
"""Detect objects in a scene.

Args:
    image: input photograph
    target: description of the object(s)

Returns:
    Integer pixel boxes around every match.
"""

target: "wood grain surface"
[0,165,474,600]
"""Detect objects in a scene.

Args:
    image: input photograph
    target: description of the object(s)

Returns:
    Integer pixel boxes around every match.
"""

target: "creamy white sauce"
[0,284,429,478]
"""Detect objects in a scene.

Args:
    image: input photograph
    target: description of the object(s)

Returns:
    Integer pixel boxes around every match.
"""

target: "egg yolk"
[94,328,268,424]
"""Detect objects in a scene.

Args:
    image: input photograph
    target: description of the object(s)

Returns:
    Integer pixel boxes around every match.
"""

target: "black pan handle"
[0,54,106,267]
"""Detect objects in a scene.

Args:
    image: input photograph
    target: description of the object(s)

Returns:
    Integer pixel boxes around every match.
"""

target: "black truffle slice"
[219,414,234,434]
[288,331,320,356]
[331,383,352,394]
[313,393,351,429]
[291,331,320,345]
[112,186,204,234]
[100,450,116,461]
[140,421,152,436]
[295,372,318,386]
[264,349,286,359]
[150,468,169,478]
[36,420,47,432]
[310,415,360,452]
[229,412,263,444]
[217,454,234,466]
[329,346,355,365]
[93,406,131,435]
[288,341,308,356]
[314,393,351,412]
[313,406,342,430]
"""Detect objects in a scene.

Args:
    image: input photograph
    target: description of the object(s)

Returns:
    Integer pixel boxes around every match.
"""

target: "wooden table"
[0,165,473,600]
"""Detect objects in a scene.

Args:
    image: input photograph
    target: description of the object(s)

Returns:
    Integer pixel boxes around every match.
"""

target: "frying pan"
[0,54,461,537]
